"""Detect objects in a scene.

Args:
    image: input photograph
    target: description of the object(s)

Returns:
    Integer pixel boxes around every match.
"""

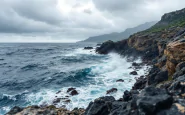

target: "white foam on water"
[64,48,96,57]
[26,52,150,110]
[0,107,10,115]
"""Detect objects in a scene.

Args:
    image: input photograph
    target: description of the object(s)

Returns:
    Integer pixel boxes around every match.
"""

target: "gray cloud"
[0,0,185,42]
[84,9,92,14]
[93,0,145,12]
[0,0,63,34]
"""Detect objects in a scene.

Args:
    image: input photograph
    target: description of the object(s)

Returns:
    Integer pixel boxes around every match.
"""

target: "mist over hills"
[80,21,157,43]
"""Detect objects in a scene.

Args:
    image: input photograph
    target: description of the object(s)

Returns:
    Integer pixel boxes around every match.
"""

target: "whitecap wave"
[26,53,150,110]
[64,47,96,57]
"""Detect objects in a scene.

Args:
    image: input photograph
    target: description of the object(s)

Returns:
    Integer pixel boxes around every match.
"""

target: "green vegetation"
[141,11,185,34]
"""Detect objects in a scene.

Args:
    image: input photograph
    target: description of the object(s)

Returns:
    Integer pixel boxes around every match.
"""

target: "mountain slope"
[81,21,157,43]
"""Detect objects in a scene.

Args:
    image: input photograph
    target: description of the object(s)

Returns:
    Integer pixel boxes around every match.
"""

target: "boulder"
[84,47,93,50]
[85,96,115,115]
[116,79,124,82]
[132,62,140,66]
[63,99,71,103]
[106,88,118,94]
[148,67,168,85]
[154,70,168,83]
[70,90,79,96]
[67,88,79,96]
[132,76,147,90]
[123,90,132,102]
[67,88,76,93]
[52,98,61,104]
[130,71,138,75]
[147,66,161,85]
[137,87,173,115]
[96,40,115,54]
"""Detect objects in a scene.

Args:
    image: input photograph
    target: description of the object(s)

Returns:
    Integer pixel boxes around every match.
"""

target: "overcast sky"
[0,0,185,42]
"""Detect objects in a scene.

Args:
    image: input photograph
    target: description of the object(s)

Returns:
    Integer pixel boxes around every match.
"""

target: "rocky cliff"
[93,8,185,115]
[6,8,185,115]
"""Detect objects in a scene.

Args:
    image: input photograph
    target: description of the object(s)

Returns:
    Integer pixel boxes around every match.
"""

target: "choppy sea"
[0,43,148,114]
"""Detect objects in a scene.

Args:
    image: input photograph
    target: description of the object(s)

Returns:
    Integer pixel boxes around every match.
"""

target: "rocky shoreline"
[6,8,185,115]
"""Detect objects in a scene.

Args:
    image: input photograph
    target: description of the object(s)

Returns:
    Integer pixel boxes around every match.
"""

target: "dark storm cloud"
[0,0,185,42]
[93,0,145,12]
[0,0,63,33]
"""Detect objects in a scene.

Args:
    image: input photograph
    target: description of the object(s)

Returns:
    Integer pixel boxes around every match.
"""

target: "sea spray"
[0,43,149,114]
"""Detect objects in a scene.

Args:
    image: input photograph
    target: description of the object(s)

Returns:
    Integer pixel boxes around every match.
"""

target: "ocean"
[0,43,148,115]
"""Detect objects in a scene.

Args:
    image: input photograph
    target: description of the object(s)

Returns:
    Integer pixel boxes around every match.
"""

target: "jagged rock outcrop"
[85,87,173,115]
[164,39,185,76]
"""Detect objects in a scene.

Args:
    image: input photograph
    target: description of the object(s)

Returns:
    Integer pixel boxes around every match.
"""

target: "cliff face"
[96,8,185,76]
[164,39,185,76]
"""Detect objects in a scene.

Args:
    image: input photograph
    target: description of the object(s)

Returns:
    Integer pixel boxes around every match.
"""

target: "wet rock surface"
[106,88,118,94]
[85,87,173,115]
[116,79,124,82]
[67,88,79,96]
[132,76,147,90]
[85,96,115,115]
[130,71,138,75]
[84,47,93,50]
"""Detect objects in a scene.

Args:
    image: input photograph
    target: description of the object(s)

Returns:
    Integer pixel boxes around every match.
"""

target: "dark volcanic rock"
[63,99,71,103]
[106,88,118,94]
[123,90,132,102]
[6,106,23,115]
[130,71,138,75]
[67,88,76,93]
[84,47,93,50]
[157,103,185,115]
[154,70,168,83]
[148,66,167,85]
[169,75,185,96]
[67,88,79,96]
[116,79,124,82]
[70,90,79,96]
[53,98,61,104]
[56,90,61,94]
[85,96,115,115]
[173,67,185,79]
[176,62,185,72]
[96,40,115,54]
[137,87,173,115]
[132,76,147,90]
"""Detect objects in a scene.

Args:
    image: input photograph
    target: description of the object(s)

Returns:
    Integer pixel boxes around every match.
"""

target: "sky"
[0,0,185,43]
